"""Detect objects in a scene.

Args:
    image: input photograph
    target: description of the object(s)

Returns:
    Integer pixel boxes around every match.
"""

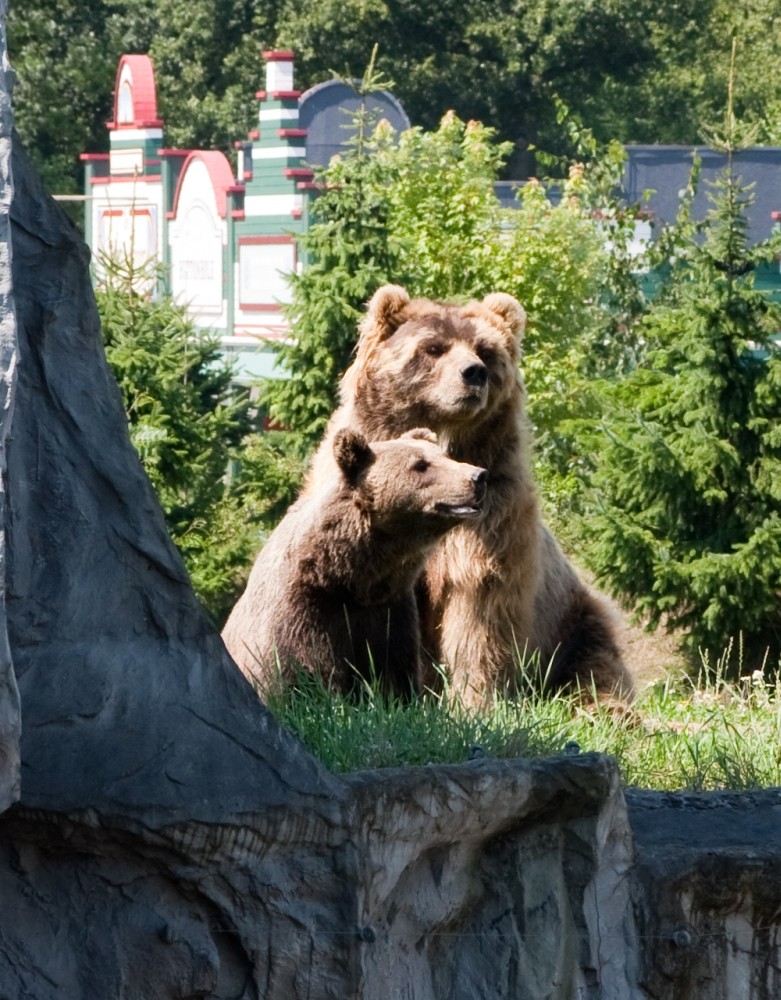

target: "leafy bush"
[380,111,512,300]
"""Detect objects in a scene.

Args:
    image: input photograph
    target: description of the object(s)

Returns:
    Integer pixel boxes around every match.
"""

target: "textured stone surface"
[0,0,21,814]
[350,754,637,1000]
[627,789,781,1000]
[0,754,634,1000]
[6,138,334,823]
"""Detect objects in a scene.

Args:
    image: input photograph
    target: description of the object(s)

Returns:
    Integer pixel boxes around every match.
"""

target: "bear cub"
[222,428,487,697]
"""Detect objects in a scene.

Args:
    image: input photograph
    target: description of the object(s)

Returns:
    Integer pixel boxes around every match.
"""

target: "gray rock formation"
[628,789,781,1000]
[350,756,637,1000]
[0,0,21,814]
[0,753,636,999]
[6,137,334,824]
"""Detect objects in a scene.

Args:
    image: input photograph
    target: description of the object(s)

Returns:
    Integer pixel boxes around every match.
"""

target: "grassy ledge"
[264,651,781,792]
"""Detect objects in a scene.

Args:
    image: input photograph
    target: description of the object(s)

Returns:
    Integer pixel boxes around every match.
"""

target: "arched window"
[117,77,134,124]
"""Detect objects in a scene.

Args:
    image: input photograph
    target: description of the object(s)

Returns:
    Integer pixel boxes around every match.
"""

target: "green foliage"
[380,112,512,299]
[261,50,397,443]
[228,429,308,534]
[95,253,262,623]
[508,110,651,536]
[15,0,781,201]
[532,102,651,369]
[8,0,119,197]
[8,0,273,197]
[146,0,275,154]
[585,116,781,665]
[499,174,608,463]
[273,0,781,157]
[599,2,781,146]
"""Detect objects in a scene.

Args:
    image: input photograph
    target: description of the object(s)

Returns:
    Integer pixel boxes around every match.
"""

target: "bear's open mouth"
[434,501,483,517]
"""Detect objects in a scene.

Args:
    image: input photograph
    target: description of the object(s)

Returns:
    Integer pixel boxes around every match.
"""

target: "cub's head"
[333,427,487,536]
[342,285,526,438]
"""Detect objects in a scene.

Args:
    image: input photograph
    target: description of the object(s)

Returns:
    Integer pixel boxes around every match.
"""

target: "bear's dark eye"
[412,458,430,473]
[476,344,495,364]
[424,342,446,358]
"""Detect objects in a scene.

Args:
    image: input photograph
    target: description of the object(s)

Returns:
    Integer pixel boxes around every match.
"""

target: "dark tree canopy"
[11,0,781,197]
[270,0,659,168]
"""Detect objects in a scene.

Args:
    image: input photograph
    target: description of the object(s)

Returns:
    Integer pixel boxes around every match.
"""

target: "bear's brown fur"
[222,427,487,696]
[305,285,633,707]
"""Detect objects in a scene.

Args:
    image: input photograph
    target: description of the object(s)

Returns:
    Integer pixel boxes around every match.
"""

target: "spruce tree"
[96,254,255,623]
[586,59,781,667]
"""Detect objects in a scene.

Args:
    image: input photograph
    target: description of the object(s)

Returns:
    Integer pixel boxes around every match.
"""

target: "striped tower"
[227,51,313,375]
[81,55,166,290]
[243,50,313,233]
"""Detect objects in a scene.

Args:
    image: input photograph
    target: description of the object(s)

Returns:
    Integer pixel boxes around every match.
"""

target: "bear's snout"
[472,468,488,502]
[460,362,488,388]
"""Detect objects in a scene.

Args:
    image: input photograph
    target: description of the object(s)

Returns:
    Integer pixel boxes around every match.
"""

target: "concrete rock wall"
[628,789,781,1000]
[0,756,637,1000]
[350,756,637,1000]
[0,0,20,814]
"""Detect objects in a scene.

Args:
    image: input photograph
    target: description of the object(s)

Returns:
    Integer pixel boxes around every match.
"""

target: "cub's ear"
[402,427,438,445]
[362,285,411,342]
[480,292,526,342]
[333,428,375,482]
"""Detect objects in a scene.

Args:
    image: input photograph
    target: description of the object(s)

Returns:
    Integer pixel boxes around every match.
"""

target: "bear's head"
[333,427,487,536]
[342,285,526,439]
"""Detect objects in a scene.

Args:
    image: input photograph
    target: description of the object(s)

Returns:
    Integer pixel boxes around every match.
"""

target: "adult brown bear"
[305,285,633,707]
[222,427,487,697]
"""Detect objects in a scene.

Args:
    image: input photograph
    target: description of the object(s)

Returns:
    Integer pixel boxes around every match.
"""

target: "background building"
[81,51,408,382]
[82,53,781,385]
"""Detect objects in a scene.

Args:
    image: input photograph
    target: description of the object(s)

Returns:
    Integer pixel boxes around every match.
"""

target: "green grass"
[265,649,781,791]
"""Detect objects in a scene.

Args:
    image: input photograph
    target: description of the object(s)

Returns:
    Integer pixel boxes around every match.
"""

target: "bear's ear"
[402,427,438,445]
[364,285,411,342]
[333,428,375,482]
[480,292,526,343]
[347,286,412,387]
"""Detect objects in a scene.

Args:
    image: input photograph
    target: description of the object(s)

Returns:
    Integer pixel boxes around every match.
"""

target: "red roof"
[170,151,237,220]
[110,55,162,129]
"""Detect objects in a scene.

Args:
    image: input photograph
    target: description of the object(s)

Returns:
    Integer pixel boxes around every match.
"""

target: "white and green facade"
[82,51,315,383]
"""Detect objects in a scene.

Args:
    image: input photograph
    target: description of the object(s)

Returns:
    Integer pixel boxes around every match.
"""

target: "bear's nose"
[461,362,488,387]
[472,468,488,499]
